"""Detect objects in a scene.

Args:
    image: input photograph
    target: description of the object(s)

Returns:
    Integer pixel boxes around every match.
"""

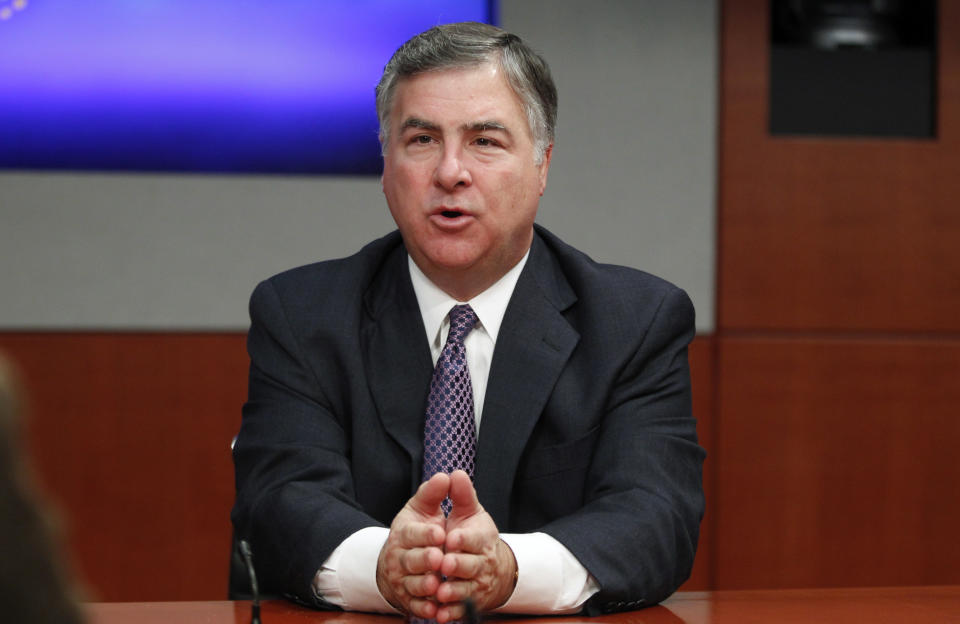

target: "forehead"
[390,63,529,130]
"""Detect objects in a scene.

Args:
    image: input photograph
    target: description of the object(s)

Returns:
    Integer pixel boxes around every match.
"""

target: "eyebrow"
[400,118,512,135]
[401,117,439,132]
[467,121,508,134]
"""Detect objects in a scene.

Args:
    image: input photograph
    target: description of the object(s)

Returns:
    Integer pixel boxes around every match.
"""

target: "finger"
[401,545,445,574]
[435,602,466,624]
[445,526,493,554]
[436,577,475,603]
[402,571,443,598]
[440,551,483,579]
[447,470,481,517]
[398,522,445,549]
[410,472,451,516]
[407,597,440,620]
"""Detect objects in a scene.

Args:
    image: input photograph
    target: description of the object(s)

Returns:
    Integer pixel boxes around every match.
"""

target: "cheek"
[383,165,420,208]
[493,171,538,216]
[396,162,432,193]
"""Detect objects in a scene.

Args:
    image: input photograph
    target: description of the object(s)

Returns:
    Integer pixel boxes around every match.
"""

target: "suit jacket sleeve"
[542,285,704,614]
[231,278,382,606]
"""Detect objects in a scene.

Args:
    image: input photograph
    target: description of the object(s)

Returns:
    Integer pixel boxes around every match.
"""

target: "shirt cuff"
[495,532,599,614]
[312,526,399,613]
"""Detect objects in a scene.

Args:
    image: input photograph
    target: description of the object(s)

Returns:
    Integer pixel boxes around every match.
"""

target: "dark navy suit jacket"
[231,225,705,614]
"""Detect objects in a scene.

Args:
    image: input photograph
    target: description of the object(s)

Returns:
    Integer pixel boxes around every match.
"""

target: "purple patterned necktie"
[422,304,479,515]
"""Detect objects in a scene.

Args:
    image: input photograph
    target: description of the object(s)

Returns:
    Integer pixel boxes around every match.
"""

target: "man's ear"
[538,143,554,196]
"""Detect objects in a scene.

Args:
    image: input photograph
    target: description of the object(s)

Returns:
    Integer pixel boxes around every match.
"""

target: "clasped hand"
[376,470,517,623]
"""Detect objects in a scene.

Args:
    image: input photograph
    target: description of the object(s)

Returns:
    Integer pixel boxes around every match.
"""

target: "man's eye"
[414,135,433,144]
[474,137,496,147]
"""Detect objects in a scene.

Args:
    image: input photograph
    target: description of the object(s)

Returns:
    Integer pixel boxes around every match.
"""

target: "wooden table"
[86,585,960,623]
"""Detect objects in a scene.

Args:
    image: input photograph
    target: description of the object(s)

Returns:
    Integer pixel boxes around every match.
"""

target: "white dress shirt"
[312,250,599,613]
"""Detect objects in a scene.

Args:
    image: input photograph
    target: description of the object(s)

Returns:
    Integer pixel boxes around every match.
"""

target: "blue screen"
[0,1,495,174]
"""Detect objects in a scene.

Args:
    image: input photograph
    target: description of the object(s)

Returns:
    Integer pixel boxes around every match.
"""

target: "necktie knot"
[446,304,478,345]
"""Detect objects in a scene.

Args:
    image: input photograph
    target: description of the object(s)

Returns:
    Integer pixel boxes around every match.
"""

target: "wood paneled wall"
[0,333,247,601]
[713,0,960,589]
[715,337,960,587]
[720,1,960,332]
[0,333,714,599]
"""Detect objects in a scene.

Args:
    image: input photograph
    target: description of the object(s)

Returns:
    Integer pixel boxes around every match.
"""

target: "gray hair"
[376,22,558,164]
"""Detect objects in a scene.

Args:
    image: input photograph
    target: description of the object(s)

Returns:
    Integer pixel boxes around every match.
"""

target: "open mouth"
[441,210,463,218]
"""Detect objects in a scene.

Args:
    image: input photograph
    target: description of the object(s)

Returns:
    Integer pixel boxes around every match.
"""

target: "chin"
[427,254,481,274]
[423,242,484,269]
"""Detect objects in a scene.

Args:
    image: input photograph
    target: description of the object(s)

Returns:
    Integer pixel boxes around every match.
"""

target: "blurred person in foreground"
[232,21,704,620]
[0,355,85,624]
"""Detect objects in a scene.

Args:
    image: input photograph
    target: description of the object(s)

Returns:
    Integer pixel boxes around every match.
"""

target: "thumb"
[409,471,451,516]
[447,469,481,517]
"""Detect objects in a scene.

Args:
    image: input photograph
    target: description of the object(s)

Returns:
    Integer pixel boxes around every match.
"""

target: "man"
[232,22,704,620]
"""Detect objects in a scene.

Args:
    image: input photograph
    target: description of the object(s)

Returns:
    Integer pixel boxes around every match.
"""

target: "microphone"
[406,598,480,624]
[464,597,480,624]
[239,539,262,624]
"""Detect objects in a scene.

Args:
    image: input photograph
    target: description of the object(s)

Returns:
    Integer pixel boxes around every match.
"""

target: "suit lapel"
[361,245,434,493]
[475,233,580,527]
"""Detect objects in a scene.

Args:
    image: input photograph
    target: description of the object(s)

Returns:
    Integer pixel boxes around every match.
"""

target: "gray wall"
[0,0,717,331]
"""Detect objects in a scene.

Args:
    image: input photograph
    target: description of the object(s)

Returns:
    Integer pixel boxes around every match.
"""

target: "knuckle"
[397,551,410,573]
[402,523,419,542]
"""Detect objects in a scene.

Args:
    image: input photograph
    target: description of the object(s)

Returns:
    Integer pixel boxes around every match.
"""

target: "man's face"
[381,62,552,299]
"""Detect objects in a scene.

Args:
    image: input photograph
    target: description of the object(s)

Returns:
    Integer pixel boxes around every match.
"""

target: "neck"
[406,231,534,302]
[428,270,497,302]
[414,247,531,302]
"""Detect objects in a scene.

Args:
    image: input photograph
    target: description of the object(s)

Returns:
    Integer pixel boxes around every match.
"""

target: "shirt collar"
[408,249,530,348]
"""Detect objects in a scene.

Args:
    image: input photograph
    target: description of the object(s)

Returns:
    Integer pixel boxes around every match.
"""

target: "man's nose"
[434,146,472,190]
